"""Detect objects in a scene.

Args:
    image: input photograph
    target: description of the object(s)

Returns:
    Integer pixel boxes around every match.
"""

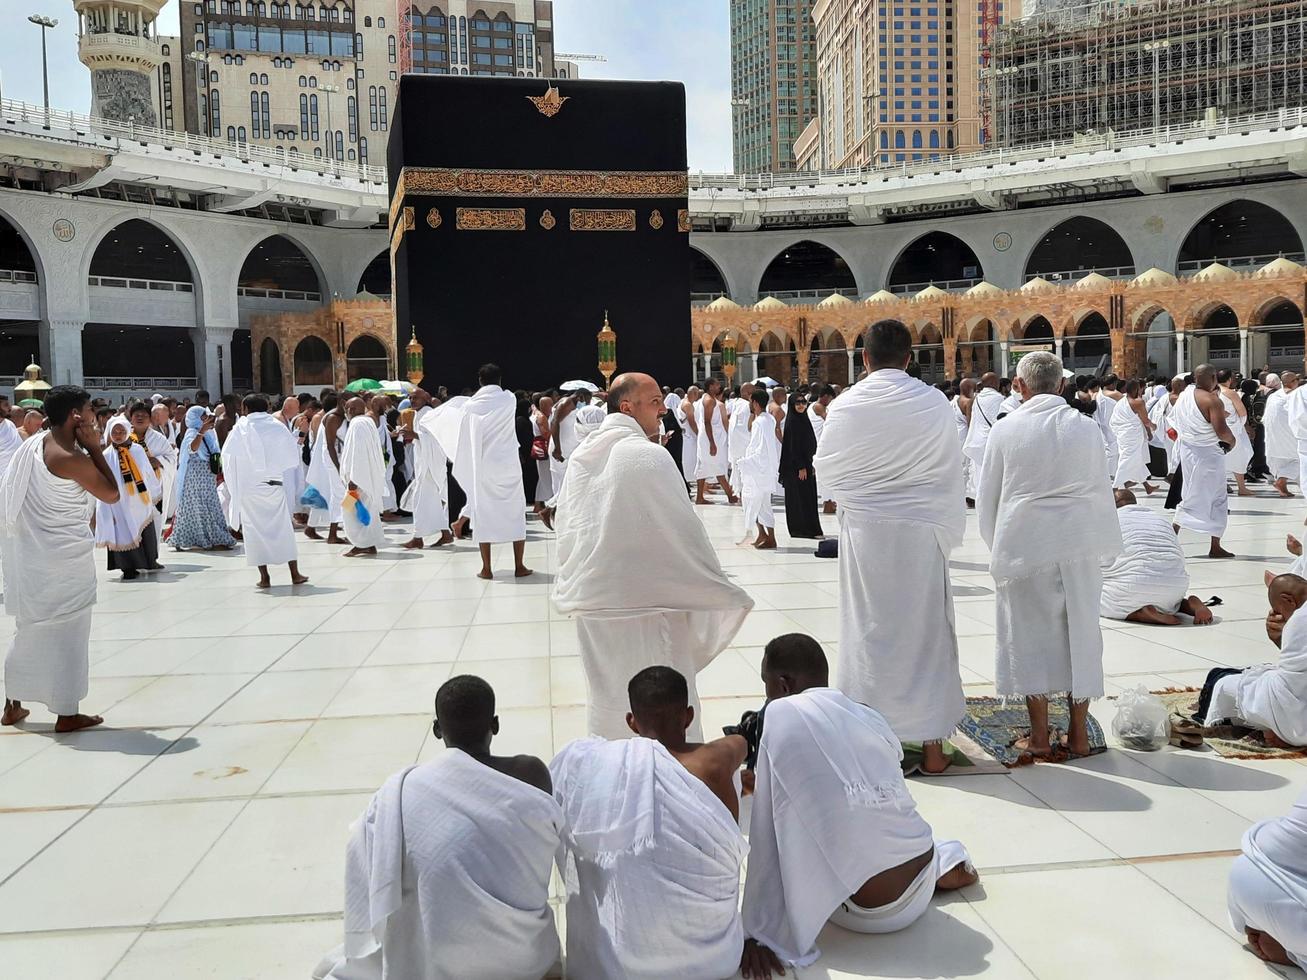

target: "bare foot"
[291,572,309,586]
[344,547,376,558]
[1275,479,1294,499]
[1059,732,1093,758]
[2,700,29,725]
[727,495,740,506]
[1208,546,1236,558]
[1261,729,1303,750]
[753,540,776,550]
[921,742,953,774]
[937,863,980,890]
[1288,534,1302,557]
[477,568,494,580]
[326,534,347,545]
[435,531,454,546]
[1238,488,1255,497]
[823,501,837,514]
[539,509,554,531]
[1144,482,1156,495]
[1124,605,1183,626]
[1245,929,1295,966]
[1187,598,1214,625]
[256,577,272,589]
[451,517,469,540]
[515,566,534,578]
[403,538,425,550]
[1013,734,1053,758]
[55,713,104,733]
[695,497,710,505]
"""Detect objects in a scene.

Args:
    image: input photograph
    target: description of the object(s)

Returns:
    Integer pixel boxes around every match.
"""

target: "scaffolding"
[987,0,1307,148]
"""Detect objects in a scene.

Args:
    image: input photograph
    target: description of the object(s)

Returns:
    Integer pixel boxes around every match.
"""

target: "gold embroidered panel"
[396,167,689,199]
[455,207,527,231]
[569,209,637,232]
[678,209,691,233]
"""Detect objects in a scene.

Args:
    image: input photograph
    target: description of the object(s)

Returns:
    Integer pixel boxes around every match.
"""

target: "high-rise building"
[808,0,1017,171]
[730,0,820,174]
[398,2,555,78]
[75,0,169,125]
[988,0,1307,148]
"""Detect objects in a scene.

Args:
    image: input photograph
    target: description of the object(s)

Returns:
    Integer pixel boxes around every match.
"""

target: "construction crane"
[554,53,608,63]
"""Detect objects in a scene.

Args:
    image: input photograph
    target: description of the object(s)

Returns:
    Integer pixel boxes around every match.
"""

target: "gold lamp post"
[13,358,51,405]
[405,326,425,385]
[720,334,737,386]
[597,310,617,388]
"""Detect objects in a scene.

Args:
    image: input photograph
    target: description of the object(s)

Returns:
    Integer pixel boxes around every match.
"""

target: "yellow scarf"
[130,431,163,474]
[113,442,150,502]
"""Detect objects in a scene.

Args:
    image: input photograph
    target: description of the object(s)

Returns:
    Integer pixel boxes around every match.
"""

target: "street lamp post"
[28,14,58,127]
[321,83,340,161]
[187,51,211,136]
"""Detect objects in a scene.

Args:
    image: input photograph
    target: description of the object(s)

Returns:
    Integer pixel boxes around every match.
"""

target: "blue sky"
[0,0,734,170]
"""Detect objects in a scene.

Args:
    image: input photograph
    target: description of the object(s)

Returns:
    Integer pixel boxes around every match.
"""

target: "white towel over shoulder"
[551,737,748,980]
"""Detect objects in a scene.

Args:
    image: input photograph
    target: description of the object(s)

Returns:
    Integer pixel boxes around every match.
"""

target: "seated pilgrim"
[1227,784,1307,971]
[1200,574,1307,749]
[1099,489,1213,626]
[315,676,562,980]
[549,666,749,980]
[739,634,978,978]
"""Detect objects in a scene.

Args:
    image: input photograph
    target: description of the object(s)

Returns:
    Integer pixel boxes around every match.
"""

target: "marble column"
[193,325,236,396]
[1239,328,1249,377]
[42,318,86,387]
[1175,332,1186,374]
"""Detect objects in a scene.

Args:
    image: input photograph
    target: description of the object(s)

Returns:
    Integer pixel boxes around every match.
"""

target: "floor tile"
[108,918,342,979]
[261,715,428,795]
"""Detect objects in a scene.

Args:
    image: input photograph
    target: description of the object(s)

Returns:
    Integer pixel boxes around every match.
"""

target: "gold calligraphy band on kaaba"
[394,166,688,203]
[569,209,637,232]
[456,207,527,231]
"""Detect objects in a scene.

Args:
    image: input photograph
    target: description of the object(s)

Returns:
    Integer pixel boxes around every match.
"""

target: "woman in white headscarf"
[96,416,162,580]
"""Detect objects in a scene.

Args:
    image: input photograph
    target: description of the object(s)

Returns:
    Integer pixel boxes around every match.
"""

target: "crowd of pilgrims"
[1,333,1306,978]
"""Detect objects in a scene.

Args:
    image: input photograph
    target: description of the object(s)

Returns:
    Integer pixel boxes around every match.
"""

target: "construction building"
[805,0,1017,171]
[730,0,821,173]
[397,1,556,79]
[988,0,1307,148]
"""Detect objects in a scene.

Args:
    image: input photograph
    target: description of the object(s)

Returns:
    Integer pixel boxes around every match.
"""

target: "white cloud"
[0,0,733,169]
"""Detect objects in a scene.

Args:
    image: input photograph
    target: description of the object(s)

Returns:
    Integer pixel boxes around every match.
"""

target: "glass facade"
[730,0,820,173]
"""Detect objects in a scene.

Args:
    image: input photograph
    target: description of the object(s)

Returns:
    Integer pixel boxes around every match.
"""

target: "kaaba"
[387,76,690,393]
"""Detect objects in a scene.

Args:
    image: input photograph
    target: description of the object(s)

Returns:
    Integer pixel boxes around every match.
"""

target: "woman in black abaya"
[779,392,823,539]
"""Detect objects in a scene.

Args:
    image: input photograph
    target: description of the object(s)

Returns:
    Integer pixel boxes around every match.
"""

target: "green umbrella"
[344,378,382,392]
[17,398,43,408]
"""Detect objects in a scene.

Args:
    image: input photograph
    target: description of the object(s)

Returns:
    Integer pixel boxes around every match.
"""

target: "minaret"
[74,0,166,125]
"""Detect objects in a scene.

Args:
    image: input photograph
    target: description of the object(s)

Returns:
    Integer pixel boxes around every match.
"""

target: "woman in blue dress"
[170,405,235,551]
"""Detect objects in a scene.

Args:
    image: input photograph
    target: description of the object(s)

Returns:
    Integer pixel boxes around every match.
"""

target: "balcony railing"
[1022,266,1136,283]
[88,275,194,292]
[1177,252,1307,274]
[890,277,985,294]
[765,287,861,301]
[0,269,37,284]
[237,286,323,302]
[83,377,200,390]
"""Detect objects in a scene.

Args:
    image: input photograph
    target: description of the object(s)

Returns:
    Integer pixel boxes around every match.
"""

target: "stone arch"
[690,246,730,298]
[809,328,850,385]
[259,336,283,392]
[757,329,797,384]
[1069,312,1110,371]
[757,239,859,297]
[239,234,327,298]
[0,209,43,284]
[355,250,390,296]
[1017,315,1055,343]
[346,333,390,381]
[293,335,333,388]
[86,217,200,286]
[1177,200,1304,271]
[1023,216,1135,281]
[1252,295,1304,327]
[1254,298,1305,372]
[887,231,984,291]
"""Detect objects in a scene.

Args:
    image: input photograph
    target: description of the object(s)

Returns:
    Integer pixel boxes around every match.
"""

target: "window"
[210,89,221,130]
[377,16,384,27]
[251,92,260,134]
[334,131,344,159]
[309,92,319,139]
[388,35,396,62]
[309,76,317,86]
[347,95,357,138]
[260,72,269,84]
[368,85,378,129]
[472,52,491,65]
[894,131,905,148]
[299,92,309,137]
[355,32,363,59]
[227,125,236,140]
[315,147,322,157]
[929,131,939,148]
[472,36,490,48]
[493,36,511,49]
[493,54,512,66]
[299,75,307,86]
[378,87,387,130]
[238,125,247,141]
[211,70,219,82]
[261,91,270,138]
[346,77,354,89]
[471,17,490,29]
[359,136,368,164]
[363,15,370,26]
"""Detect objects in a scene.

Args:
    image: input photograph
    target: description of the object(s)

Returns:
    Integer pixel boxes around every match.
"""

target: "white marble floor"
[1,486,1305,979]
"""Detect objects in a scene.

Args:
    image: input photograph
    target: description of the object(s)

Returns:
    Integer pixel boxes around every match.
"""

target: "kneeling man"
[316,676,562,980]
[1227,784,1307,971]
[1201,574,1307,749]
[550,666,749,980]
[1100,489,1211,625]
[740,634,977,977]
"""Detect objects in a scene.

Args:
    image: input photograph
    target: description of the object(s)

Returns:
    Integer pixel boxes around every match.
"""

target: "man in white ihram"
[962,372,1003,500]
[444,364,530,580]
[221,393,309,589]
[814,321,967,773]
[978,351,1121,760]
[552,372,753,740]
[338,397,388,557]
[1100,488,1211,626]
[1262,371,1298,498]
[1172,364,1237,559]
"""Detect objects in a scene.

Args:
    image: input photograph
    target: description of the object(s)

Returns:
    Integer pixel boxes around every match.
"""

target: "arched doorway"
[757,332,797,384]
[0,214,38,283]
[293,336,333,388]
[89,219,194,286]
[691,248,729,300]
[888,232,983,293]
[1194,305,1240,369]
[1259,300,1304,373]
[1179,201,1304,273]
[356,251,390,296]
[960,319,994,376]
[758,241,857,299]
[1071,313,1110,374]
[916,325,945,383]
[1025,217,1135,283]
[346,334,389,382]
[239,235,324,300]
[260,337,283,393]
[810,330,849,385]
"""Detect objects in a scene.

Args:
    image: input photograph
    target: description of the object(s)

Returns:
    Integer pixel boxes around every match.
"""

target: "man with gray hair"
[978,351,1122,759]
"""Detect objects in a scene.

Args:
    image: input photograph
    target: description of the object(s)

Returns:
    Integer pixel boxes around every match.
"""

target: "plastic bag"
[1112,685,1170,751]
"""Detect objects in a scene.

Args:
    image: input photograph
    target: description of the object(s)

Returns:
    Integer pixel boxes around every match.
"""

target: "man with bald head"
[1171,364,1237,558]
[553,372,753,739]
[962,372,1003,501]
[674,384,701,491]
[1267,371,1302,497]
[338,396,388,557]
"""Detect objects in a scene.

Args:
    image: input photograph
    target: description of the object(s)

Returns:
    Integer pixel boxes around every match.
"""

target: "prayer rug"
[1152,688,1307,761]
[900,731,1010,777]
[957,696,1107,767]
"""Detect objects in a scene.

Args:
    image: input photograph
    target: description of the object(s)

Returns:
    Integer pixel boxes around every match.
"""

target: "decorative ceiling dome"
[964,281,1002,297]
[1131,267,1177,287]
[1020,276,1054,293]
[704,295,741,311]
[864,289,898,304]
[914,284,948,300]
[1192,262,1239,283]
[1257,256,1304,279]
[754,295,788,310]
[817,292,854,308]
[1074,272,1113,290]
